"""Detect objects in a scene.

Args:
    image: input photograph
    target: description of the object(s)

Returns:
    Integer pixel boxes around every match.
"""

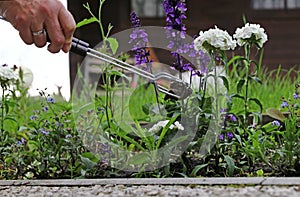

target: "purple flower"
[42,106,49,112]
[39,128,49,135]
[271,120,281,127]
[129,12,152,66]
[17,138,26,146]
[130,11,141,28]
[30,115,38,121]
[293,93,300,99]
[229,114,237,122]
[227,132,234,139]
[163,0,189,72]
[219,133,224,141]
[163,0,187,33]
[280,101,289,108]
[47,97,55,104]
[182,63,194,71]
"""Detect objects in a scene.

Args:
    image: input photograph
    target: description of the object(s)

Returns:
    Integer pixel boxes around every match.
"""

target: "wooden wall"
[68,0,300,90]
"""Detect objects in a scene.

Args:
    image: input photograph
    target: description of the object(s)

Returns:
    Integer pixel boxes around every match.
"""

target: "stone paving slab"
[0,177,299,186]
[0,184,300,197]
[0,178,299,197]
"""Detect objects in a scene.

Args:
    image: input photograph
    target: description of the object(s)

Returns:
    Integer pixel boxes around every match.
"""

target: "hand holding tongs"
[0,14,191,99]
[70,37,192,99]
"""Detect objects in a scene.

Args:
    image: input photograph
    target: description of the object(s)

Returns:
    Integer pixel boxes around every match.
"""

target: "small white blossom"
[0,66,18,82]
[149,120,184,132]
[233,23,268,48]
[194,26,236,52]
[174,121,184,130]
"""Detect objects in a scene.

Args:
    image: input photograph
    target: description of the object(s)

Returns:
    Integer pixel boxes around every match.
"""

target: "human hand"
[0,0,75,53]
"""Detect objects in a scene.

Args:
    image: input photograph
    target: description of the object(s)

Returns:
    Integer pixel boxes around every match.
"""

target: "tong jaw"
[170,81,192,100]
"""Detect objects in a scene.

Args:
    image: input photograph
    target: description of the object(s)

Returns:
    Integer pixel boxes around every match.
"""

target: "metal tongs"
[71,37,192,99]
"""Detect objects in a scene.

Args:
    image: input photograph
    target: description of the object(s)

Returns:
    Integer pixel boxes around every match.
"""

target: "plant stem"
[244,44,251,126]
[105,68,111,128]
[98,0,106,40]
[1,86,4,134]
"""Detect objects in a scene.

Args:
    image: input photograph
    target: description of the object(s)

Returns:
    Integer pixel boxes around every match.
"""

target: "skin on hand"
[1,0,75,53]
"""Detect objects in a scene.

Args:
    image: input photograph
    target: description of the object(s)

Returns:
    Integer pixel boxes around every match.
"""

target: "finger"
[19,27,34,45]
[44,20,65,53]
[59,9,76,52]
[31,23,47,48]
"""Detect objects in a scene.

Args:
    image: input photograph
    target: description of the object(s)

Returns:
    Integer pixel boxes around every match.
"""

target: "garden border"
[0,177,299,186]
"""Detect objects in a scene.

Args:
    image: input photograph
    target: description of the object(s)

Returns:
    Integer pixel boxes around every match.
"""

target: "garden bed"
[0,0,299,180]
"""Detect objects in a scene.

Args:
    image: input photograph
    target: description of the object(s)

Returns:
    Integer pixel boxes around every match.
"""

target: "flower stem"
[1,86,4,134]
[244,44,251,126]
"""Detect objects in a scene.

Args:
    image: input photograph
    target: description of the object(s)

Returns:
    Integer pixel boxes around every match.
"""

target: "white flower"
[174,121,184,130]
[194,26,236,52]
[149,120,184,133]
[0,66,18,82]
[233,23,268,48]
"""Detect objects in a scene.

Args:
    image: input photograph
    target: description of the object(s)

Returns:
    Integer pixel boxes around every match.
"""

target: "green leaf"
[80,155,97,169]
[129,84,158,121]
[256,169,264,177]
[230,93,245,100]
[266,108,286,122]
[106,37,119,54]
[190,163,209,177]
[227,55,247,67]
[76,17,98,28]
[127,152,150,165]
[27,140,39,151]
[110,70,129,80]
[248,98,263,113]
[249,76,262,84]
[237,79,245,93]
[219,76,229,92]
[224,155,235,176]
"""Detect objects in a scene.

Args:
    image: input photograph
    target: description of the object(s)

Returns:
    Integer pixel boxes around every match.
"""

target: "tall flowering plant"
[0,65,18,136]
[231,23,268,126]
[193,26,236,122]
[163,0,192,75]
[129,12,152,67]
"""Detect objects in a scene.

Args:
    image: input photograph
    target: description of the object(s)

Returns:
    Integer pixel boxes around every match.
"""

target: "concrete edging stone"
[0,177,299,187]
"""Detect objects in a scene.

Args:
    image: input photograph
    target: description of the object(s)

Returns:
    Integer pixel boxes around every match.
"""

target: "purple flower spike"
[163,0,190,72]
[129,12,152,66]
[163,0,187,33]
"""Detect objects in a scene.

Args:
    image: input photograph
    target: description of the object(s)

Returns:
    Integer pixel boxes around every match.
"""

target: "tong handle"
[71,37,89,56]
[46,33,89,56]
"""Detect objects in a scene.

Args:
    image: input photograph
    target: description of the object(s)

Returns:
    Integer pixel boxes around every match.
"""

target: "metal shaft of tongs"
[71,38,191,99]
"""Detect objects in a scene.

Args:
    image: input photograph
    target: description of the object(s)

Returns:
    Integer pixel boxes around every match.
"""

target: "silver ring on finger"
[32,29,45,36]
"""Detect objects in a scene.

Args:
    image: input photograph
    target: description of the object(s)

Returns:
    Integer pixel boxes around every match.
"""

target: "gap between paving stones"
[0,178,299,187]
